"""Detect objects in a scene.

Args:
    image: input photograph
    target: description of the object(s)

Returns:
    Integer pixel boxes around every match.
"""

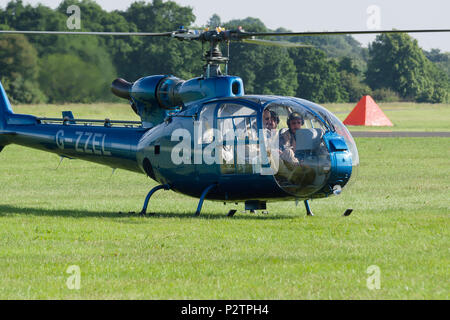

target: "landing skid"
[227,209,237,217]
[343,209,353,216]
[304,199,354,217]
[304,200,314,216]
[195,184,218,216]
[139,184,171,216]
[125,187,352,218]
[226,209,269,218]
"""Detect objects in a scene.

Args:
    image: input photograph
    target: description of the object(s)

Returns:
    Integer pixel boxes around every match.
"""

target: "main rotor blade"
[242,38,313,48]
[0,30,175,36]
[2,28,448,42]
[241,28,450,38]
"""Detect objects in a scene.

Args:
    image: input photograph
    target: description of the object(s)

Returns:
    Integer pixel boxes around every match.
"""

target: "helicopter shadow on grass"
[0,204,296,221]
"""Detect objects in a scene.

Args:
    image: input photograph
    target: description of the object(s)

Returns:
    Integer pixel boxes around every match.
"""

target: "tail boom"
[7,122,145,173]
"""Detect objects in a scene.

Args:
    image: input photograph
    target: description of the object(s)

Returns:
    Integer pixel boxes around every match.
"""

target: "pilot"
[279,112,304,165]
[279,112,315,186]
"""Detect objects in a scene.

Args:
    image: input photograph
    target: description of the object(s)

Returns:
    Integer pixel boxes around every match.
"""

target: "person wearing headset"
[279,112,304,166]
[279,112,316,186]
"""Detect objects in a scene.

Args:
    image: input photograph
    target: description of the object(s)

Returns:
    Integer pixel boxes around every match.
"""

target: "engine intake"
[111,78,132,100]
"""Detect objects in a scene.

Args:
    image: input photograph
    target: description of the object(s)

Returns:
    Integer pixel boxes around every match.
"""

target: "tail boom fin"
[0,81,14,147]
[0,81,13,130]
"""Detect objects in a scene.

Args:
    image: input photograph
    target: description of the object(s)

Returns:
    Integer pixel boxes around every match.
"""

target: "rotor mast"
[203,41,229,78]
[199,27,231,78]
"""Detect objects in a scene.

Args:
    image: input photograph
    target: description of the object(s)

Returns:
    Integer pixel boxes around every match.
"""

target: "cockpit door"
[215,103,260,175]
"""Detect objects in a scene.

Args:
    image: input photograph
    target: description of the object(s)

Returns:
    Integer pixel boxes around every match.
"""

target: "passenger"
[261,109,279,174]
[263,109,280,146]
[263,109,279,131]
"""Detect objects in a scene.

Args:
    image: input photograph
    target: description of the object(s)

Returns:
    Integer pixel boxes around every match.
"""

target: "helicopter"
[0,26,449,217]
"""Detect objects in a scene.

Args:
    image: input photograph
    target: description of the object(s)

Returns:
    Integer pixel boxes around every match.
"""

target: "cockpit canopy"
[197,96,359,198]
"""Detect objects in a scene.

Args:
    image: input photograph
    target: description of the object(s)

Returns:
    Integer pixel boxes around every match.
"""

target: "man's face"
[289,118,303,132]
[263,111,277,130]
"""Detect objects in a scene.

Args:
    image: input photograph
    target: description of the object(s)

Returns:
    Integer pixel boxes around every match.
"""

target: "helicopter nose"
[271,130,353,198]
[326,134,353,189]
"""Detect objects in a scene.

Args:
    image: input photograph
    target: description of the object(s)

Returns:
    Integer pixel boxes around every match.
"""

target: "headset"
[287,112,304,127]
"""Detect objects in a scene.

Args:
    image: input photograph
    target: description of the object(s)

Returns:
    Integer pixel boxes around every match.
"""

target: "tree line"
[0,0,448,104]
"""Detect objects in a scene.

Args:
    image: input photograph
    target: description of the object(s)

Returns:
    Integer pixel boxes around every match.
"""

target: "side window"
[218,117,235,174]
[217,103,259,175]
[219,104,256,117]
[199,103,217,144]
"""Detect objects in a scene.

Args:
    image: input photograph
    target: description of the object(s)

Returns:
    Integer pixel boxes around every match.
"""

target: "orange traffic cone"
[343,96,393,126]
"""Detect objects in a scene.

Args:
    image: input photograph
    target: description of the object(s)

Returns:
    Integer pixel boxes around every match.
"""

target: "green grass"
[324,102,450,132]
[0,104,448,299]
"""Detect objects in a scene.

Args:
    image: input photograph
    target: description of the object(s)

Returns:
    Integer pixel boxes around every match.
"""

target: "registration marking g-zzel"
[56,130,111,155]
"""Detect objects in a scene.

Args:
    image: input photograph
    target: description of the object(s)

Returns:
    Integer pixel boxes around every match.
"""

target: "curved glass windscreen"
[262,100,332,197]
[294,98,360,186]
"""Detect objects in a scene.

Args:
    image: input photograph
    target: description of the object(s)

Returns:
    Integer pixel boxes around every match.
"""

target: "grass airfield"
[0,103,448,299]
[325,102,450,132]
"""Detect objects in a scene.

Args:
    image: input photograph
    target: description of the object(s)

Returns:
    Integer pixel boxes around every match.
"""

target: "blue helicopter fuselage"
[0,75,358,203]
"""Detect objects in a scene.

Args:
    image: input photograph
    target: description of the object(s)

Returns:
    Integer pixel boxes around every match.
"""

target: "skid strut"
[195,184,218,216]
[140,184,171,215]
[343,209,353,217]
[227,209,237,217]
[304,200,314,216]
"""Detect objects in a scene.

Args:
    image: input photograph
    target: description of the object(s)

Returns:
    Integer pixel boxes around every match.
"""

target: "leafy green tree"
[0,0,67,56]
[0,1,124,101]
[0,33,38,79]
[39,54,106,103]
[366,33,448,102]
[371,88,400,102]
[339,72,372,102]
[224,17,268,33]
[337,57,372,102]
[418,61,449,103]
[229,44,298,96]
[119,0,202,81]
[207,14,221,28]
[274,29,368,71]
[1,75,47,104]
[56,0,138,79]
[424,48,450,78]
[224,18,297,96]
[338,57,360,75]
[0,33,46,103]
[289,47,346,103]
